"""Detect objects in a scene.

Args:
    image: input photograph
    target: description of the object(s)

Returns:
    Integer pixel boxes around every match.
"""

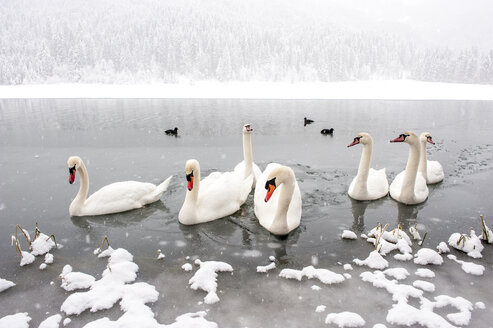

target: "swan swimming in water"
[347,132,389,201]
[178,159,253,225]
[389,132,429,205]
[418,132,444,184]
[67,156,172,216]
[234,123,262,186]
[254,164,302,236]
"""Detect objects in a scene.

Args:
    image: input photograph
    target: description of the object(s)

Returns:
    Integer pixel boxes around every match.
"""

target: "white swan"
[418,132,444,184]
[254,164,302,236]
[234,123,262,186]
[67,156,172,216]
[347,132,389,201]
[389,132,429,205]
[178,159,253,225]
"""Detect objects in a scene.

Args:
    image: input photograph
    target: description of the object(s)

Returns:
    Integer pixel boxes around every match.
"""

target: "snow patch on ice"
[0,313,31,328]
[436,242,450,254]
[341,230,357,240]
[311,285,321,291]
[39,314,62,328]
[315,305,326,313]
[257,262,276,273]
[360,271,423,303]
[325,311,365,327]
[189,259,233,304]
[20,251,35,266]
[413,248,443,265]
[0,278,15,293]
[383,268,409,281]
[447,254,485,276]
[182,263,193,272]
[448,231,484,258]
[59,265,96,291]
[412,280,435,293]
[415,268,435,278]
[31,233,56,256]
[353,250,389,269]
[279,266,345,285]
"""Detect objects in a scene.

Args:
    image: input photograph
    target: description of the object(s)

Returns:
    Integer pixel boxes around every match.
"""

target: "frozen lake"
[0,98,492,327]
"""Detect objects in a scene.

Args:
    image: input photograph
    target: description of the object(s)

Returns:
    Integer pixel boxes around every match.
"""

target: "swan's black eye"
[186,171,193,181]
[265,177,276,190]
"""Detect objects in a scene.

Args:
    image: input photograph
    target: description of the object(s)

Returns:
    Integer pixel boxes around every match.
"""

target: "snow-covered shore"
[1,80,493,100]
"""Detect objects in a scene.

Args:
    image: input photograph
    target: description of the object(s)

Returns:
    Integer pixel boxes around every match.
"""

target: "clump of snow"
[39,314,62,328]
[343,273,352,279]
[257,262,276,273]
[189,259,233,304]
[448,231,484,258]
[59,264,96,291]
[415,268,435,278]
[412,280,435,293]
[447,255,485,276]
[0,313,31,328]
[63,318,71,326]
[409,226,421,240]
[40,263,47,270]
[383,268,409,281]
[393,253,413,261]
[343,264,353,271]
[325,311,365,327]
[182,263,193,272]
[353,250,389,269]
[434,295,473,326]
[31,233,56,256]
[279,266,345,285]
[475,302,485,309]
[0,278,15,293]
[315,305,326,313]
[269,256,276,262]
[20,251,35,266]
[436,242,450,254]
[373,325,387,328]
[360,271,423,303]
[413,248,443,265]
[311,285,321,291]
[342,230,357,240]
[386,302,455,328]
[45,253,54,264]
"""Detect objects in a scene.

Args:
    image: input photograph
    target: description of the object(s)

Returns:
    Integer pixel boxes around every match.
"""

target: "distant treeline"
[1,0,492,84]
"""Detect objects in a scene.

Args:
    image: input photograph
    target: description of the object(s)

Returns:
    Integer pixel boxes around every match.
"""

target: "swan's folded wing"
[367,168,389,198]
[427,160,444,184]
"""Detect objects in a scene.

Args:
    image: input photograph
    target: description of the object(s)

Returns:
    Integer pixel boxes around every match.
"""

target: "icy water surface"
[0,99,492,327]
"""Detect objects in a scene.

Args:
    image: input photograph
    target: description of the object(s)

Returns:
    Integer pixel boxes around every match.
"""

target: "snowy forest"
[1,0,492,85]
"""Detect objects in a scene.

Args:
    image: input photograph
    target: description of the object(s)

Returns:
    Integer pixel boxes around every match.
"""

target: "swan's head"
[243,124,253,134]
[185,159,199,191]
[390,131,417,144]
[348,132,372,147]
[420,132,435,145]
[67,156,82,184]
[264,165,295,202]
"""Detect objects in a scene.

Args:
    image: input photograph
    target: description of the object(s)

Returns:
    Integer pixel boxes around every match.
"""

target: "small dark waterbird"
[165,127,178,136]
[304,117,314,126]
[321,128,334,135]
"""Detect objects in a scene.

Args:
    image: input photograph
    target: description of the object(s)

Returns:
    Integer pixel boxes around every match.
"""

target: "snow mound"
[383,268,409,281]
[415,268,435,278]
[436,242,450,254]
[341,230,357,240]
[412,280,435,293]
[387,301,455,328]
[39,314,62,328]
[0,313,31,328]
[360,271,423,303]
[434,295,474,326]
[448,231,484,258]
[181,263,193,272]
[59,264,96,291]
[257,262,276,273]
[0,278,15,293]
[31,233,56,256]
[20,251,35,266]
[447,255,485,276]
[413,248,443,265]
[189,259,233,304]
[279,266,345,285]
[315,305,326,313]
[353,250,389,269]
[325,311,365,327]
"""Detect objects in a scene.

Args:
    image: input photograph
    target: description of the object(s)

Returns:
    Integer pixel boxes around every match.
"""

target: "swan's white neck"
[354,141,373,193]
[73,161,89,208]
[401,140,420,201]
[243,132,253,178]
[270,170,295,234]
[419,138,428,181]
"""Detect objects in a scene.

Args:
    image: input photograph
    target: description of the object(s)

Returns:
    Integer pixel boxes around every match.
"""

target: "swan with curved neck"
[418,132,444,184]
[234,123,262,186]
[179,159,253,225]
[347,132,389,201]
[389,132,429,205]
[67,156,172,216]
[254,164,302,236]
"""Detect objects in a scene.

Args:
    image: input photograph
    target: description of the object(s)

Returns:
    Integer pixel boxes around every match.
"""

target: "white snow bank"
[279,266,345,285]
[413,248,443,265]
[0,313,31,328]
[447,255,485,276]
[188,259,233,304]
[257,262,276,273]
[325,311,365,327]
[415,268,435,278]
[448,231,484,258]
[341,230,357,240]
[59,265,96,291]
[353,250,389,269]
[39,314,62,328]
[2,80,493,100]
[0,278,15,293]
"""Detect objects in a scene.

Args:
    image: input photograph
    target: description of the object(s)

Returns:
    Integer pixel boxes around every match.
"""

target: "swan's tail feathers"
[157,175,173,194]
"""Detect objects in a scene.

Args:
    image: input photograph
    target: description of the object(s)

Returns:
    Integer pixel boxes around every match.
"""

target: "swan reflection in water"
[396,201,424,231]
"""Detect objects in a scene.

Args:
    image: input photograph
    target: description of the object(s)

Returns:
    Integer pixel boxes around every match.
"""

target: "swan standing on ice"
[67,156,172,216]
[254,164,302,236]
[234,123,262,186]
[178,159,253,225]
[347,132,389,201]
[389,132,429,205]
[418,132,444,184]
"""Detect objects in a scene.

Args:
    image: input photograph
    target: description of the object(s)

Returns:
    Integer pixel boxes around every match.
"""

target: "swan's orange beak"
[390,134,407,143]
[264,177,277,202]
[348,137,360,147]
[426,136,435,145]
[186,171,194,191]
[69,166,76,184]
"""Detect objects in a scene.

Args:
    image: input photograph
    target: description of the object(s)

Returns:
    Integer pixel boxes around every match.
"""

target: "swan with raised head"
[67,156,172,216]
[234,123,262,186]
[347,132,389,201]
[254,164,302,236]
[418,132,444,184]
[389,132,429,205]
[179,159,253,225]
